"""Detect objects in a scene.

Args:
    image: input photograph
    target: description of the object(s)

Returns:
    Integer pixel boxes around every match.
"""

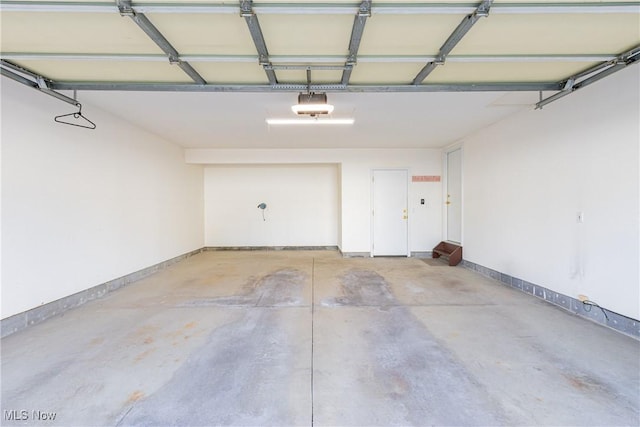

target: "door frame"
[370,168,410,257]
[442,144,464,244]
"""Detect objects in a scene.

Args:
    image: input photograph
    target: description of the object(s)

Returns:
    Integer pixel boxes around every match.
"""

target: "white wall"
[1,78,204,319]
[187,149,442,254]
[204,164,339,247]
[462,66,639,320]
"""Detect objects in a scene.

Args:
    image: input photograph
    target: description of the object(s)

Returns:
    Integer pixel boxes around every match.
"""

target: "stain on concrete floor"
[180,269,306,308]
[114,267,310,426]
[119,309,305,426]
[322,269,396,307]
[317,268,507,425]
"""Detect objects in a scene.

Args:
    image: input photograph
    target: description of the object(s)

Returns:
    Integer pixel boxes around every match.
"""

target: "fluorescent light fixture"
[266,118,354,125]
[291,92,334,116]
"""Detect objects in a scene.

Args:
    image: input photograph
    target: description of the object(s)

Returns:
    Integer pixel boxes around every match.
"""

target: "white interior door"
[372,169,408,256]
[446,148,462,244]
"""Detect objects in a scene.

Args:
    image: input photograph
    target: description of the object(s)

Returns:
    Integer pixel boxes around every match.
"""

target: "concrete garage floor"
[2,250,639,426]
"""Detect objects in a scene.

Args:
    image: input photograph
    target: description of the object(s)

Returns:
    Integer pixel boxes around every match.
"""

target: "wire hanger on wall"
[54,90,96,130]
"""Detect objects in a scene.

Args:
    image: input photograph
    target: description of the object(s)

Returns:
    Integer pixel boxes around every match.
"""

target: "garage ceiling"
[1,0,639,148]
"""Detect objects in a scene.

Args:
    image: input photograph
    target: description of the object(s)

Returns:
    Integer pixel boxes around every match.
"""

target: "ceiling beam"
[412,0,492,85]
[1,60,80,106]
[0,53,616,64]
[115,0,206,85]
[240,0,277,85]
[1,65,39,88]
[1,1,638,14]
[49,81,561,93]
[341,0,372,86]
[267,65,348,71]
[536,45,640,109]
[0,58,42,79]
[489,2,640,14]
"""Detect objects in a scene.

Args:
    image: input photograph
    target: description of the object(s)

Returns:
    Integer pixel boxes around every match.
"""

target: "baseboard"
[462,259,640,340]
[204,246,340,252]
[1,248,204,338]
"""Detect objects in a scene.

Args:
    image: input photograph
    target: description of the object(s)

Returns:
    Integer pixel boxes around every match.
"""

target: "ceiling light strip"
[412,0,493,85]
[2,1,637,14]
[266,118,354,125]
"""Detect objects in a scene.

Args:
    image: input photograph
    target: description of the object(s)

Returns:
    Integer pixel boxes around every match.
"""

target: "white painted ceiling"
[78,89,539,149]
[1,0,638,149]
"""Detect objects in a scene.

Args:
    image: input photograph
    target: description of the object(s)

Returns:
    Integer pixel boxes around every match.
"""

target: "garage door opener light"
[291,92,334,116]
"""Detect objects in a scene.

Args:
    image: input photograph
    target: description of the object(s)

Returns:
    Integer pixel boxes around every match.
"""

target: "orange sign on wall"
[412,175,441,182]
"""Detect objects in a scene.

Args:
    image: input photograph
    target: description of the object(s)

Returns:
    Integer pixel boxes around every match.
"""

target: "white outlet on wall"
[577,212,584,223]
